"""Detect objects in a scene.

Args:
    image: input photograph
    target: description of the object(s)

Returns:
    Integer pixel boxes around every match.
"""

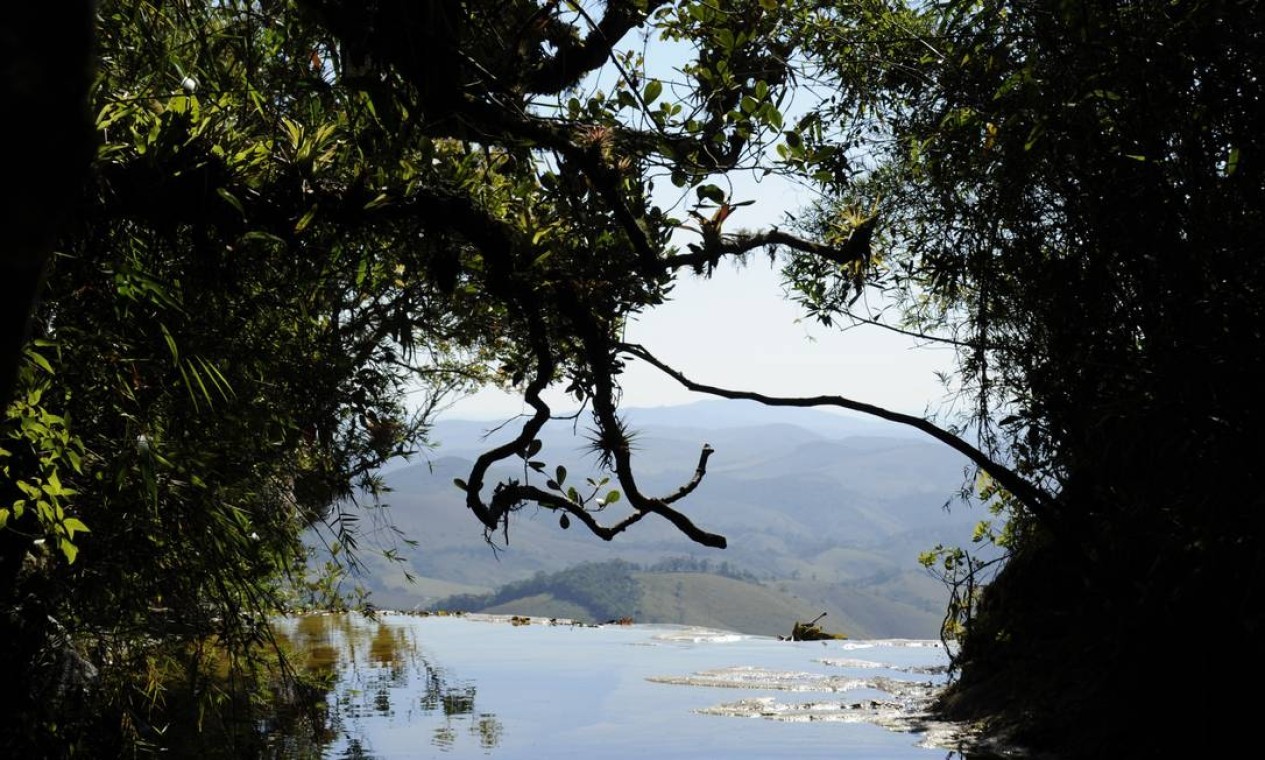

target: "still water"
[276,613,968,759]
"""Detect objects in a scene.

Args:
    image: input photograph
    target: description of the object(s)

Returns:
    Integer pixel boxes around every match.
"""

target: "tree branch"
[619,342,1055,523]
[522,0,669,95]
[428,184,723,547]
[490,441,717,545]
[661,227,870,273]
[557,289,728,547]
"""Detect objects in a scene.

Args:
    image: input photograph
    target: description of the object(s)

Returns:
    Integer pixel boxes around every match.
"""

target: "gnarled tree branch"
[661,226,872,273]
[558,289,727,547]
[522,0,668,95]
[618,342,1056,524]
[490,440,715,543]
[432,173,723,547]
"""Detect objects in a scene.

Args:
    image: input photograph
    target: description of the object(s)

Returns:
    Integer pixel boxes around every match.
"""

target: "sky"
[444,271,957,420]
[438,20,957,422]
[441,189,958,422]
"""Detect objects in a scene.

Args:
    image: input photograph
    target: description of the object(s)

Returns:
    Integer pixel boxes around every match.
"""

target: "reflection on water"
[263,614,992,758]
[279,613,504,758]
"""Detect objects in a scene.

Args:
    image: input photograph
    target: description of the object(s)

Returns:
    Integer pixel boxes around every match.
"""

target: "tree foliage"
[6,0,1261,754]
[785,0,1265,752]
[1,1,490,750]
[2,0,869,751]
[439,559,642,623]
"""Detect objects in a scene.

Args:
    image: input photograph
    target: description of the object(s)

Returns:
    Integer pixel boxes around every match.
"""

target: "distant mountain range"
[341,400,996,639]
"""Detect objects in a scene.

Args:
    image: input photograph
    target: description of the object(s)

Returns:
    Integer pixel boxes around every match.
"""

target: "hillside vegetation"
[430,558,939,639]
[347,405,980,639]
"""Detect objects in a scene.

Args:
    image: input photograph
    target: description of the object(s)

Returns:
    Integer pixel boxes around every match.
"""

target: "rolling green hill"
[632,572,860,638]
[429,560,944,639]
[330,402,991,638]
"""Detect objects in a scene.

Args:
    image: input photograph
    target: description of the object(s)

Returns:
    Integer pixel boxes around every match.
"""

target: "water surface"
[279,613,969,759]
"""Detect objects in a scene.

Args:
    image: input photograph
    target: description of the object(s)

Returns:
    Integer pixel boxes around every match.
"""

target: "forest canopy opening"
[2,1,1261,755]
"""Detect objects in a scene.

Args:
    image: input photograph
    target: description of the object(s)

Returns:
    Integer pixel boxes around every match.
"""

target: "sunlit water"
[276,613,975,759]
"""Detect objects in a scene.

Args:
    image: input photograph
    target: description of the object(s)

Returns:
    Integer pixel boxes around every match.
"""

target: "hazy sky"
[440,29,957,421]
[442,181,957,421]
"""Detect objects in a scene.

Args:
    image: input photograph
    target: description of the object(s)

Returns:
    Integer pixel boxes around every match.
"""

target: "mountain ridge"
[340,401,991,638]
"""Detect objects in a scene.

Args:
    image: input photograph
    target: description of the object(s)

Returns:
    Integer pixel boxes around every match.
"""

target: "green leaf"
[195,356,235,400]
[27,350,54,375]
[216,187,246,217]
[242,230,287,246]
[1226,146,1241,176]
[643,79,663,105]
[159,323,179,364]
[363,192,391,210]
[604,490,621,505]
[295,205,319,234]
[696,184,726,205]
[453,478,468,491]
[761,103,783,131]
[180,358,216,409]
[63,517,90,536]
[45,469,64,496]
[60,538,79,564]
[555,465,567,486]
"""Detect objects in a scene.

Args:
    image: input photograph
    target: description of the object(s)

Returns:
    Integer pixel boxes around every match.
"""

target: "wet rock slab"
[647,644,988,753]
[648,666,871,692]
